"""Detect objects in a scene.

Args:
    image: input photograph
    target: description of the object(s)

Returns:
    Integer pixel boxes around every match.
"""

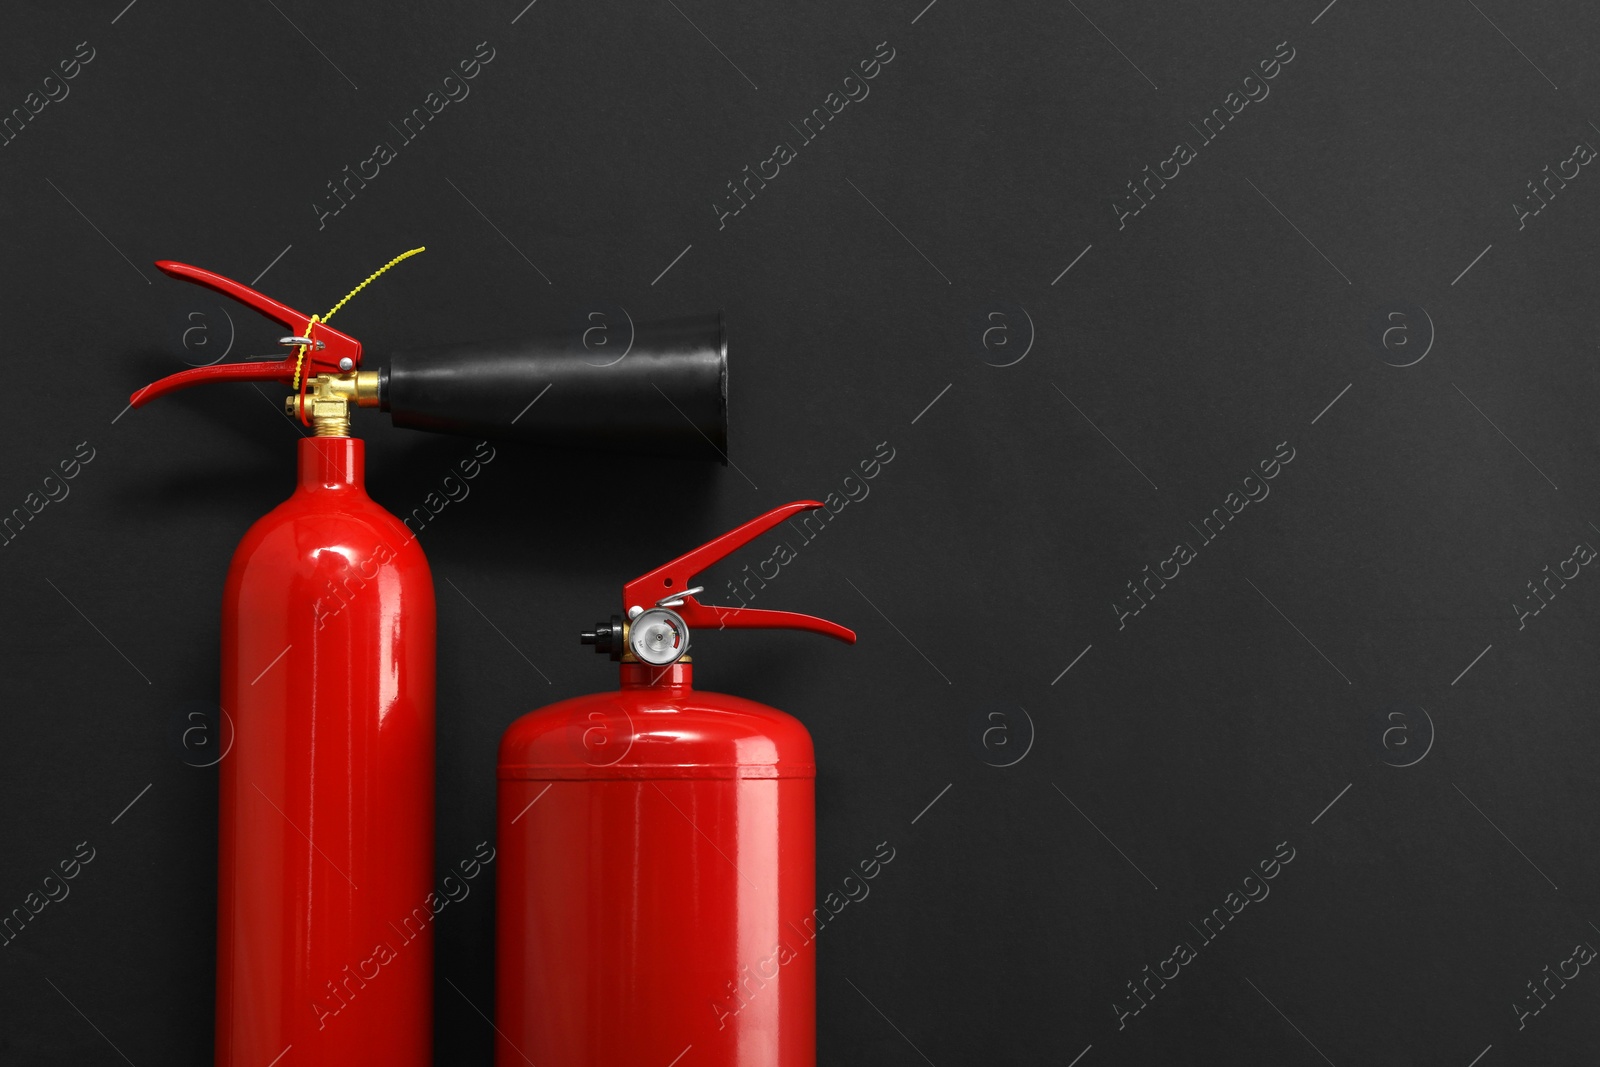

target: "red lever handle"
[624,501,856,643]
[129,261,362,407]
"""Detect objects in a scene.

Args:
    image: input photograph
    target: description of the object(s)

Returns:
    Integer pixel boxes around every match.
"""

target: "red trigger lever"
[625,501,857,643]
[129,261,362,409]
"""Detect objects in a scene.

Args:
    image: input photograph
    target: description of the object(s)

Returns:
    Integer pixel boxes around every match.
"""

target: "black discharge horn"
[377,314,728,462]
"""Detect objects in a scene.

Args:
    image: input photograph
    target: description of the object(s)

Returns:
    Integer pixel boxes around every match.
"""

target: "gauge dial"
[628,608,689,666]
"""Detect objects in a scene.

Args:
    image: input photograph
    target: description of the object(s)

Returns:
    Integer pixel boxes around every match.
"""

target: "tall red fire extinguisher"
[496,501,855,1067]
[131,256,728,1066]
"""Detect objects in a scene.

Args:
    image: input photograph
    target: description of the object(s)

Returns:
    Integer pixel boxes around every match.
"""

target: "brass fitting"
[353,370,381,406]
[284,371,382,436]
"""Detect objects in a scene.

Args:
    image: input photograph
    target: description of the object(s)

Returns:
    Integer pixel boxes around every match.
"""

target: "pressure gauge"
[628,607,689,666]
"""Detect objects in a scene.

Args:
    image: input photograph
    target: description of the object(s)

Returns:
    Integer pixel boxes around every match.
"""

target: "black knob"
[580,615,625,657]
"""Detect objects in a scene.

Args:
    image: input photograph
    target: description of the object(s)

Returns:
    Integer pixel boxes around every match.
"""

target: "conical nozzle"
[377,313,727,462]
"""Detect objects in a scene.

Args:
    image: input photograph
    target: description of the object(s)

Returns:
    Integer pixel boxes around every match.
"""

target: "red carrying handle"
[129,261,362,407]
[624,501,856,643]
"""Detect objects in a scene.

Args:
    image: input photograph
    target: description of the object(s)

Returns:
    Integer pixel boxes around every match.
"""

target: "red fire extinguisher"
[495,500,856,1067]
[130,257,728,1066]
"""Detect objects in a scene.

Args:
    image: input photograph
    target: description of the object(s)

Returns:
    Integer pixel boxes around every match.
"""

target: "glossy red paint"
[217,437,434,1066]
[129,261,362,410]
[495,502,855,1067]
[623,500,853,642]
[497,663,817,1067]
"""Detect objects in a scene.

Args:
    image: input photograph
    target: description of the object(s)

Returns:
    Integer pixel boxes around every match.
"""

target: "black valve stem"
[580,615,626,658]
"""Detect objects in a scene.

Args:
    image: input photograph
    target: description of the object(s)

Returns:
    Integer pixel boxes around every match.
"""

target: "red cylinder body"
[217,437,435,1065]
[496,661,816,1066]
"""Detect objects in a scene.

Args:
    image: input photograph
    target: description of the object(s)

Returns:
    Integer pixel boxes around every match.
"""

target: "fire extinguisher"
[495,500,856,1067]
[130,257,727,1066]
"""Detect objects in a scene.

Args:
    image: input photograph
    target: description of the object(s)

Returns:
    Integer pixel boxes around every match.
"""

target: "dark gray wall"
[2,0,1598,1063]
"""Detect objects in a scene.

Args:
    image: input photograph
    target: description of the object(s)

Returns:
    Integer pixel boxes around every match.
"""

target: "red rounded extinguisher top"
[498,667,815,781]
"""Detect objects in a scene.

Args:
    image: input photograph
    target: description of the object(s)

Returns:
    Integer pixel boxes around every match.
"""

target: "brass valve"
[284,371,382,437]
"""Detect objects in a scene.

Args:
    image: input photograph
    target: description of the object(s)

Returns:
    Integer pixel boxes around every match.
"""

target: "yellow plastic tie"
[292,314,321,391]
[322,246,427,324]
[293,246,426,390]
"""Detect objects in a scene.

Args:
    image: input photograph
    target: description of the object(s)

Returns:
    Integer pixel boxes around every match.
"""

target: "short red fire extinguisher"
[495,501,856,1067]
[131,257,727,1066]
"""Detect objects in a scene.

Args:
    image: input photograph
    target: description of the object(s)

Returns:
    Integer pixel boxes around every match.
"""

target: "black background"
[4,0,1600,1063]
